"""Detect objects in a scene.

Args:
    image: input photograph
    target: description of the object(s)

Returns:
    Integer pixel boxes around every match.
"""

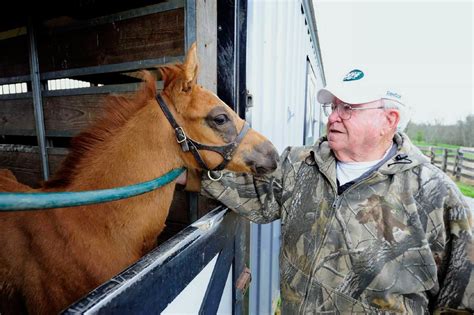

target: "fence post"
[429,146,435,164]
[456,149,464,181]
[453,149,459,177]
[442,149,448,172]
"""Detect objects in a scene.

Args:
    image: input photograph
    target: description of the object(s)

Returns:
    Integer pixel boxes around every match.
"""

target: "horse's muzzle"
[245,140,279,175]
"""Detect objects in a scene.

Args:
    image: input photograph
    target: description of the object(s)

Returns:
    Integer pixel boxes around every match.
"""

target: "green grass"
[274,297,281,315]
[456,181,474,198]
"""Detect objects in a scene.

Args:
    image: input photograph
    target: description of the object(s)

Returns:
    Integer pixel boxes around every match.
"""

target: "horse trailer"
[0,0,325,313]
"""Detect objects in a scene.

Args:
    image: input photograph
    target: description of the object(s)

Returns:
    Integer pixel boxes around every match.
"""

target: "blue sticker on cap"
[343,69,364,81]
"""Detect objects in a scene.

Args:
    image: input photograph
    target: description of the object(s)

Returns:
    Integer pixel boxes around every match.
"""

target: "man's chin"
[327,139,338,150]
[327,136,346,150]
[327,134,340,145]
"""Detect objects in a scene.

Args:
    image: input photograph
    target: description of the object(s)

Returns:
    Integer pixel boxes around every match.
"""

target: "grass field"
[456,181,474,198]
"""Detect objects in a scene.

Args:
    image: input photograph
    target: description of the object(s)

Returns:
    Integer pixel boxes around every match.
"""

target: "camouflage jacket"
[201,133,474,314]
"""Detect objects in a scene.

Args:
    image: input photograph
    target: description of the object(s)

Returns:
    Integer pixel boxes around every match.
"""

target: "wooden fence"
[417,146,474,183]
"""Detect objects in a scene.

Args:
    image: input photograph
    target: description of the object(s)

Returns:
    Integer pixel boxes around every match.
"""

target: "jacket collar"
[311,132,429,178]
[378,132,429,174]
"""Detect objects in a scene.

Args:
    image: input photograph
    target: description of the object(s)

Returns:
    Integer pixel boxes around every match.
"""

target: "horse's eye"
[213,114,229,125]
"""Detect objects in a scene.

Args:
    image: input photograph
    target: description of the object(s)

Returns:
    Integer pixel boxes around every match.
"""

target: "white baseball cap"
[317,68,405,105]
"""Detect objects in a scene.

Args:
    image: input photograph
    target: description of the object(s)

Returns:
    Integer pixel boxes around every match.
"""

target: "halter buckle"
[175,127,189,151]
[175,127,187,143]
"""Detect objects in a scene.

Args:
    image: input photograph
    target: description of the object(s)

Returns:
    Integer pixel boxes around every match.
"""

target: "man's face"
[326,98,389,161]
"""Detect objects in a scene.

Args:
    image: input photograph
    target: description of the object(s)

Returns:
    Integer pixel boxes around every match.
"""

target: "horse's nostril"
[270,160,278,171]
[255,166,267,175]
[254,160,278,175]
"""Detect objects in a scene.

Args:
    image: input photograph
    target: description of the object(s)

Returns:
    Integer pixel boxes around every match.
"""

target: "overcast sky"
[313,0,473,125]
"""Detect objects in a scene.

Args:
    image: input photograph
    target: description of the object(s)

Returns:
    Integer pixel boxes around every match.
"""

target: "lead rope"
[0,168,185,211]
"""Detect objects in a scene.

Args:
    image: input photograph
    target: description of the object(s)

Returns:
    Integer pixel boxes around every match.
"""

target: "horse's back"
[0,169,33,192]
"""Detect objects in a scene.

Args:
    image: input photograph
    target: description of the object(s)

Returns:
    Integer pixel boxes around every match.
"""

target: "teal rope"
[0,168,185,211]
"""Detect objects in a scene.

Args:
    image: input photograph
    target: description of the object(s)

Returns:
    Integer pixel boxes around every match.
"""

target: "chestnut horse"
[0,43,279,314]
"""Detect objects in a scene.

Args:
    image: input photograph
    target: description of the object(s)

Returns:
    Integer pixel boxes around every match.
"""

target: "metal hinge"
[236,266,252,295]
[245,90,253,109]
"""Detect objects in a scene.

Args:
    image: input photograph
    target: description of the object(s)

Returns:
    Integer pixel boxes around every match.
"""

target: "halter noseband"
[157,94,250,180]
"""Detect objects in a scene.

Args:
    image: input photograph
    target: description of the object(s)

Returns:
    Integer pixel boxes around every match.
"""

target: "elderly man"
[181,68,474,314]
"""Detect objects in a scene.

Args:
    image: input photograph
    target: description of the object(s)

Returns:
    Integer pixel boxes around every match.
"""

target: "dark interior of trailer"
[0,0,221,243]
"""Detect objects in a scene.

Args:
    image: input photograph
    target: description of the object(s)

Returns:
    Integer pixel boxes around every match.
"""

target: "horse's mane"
[43,71,157,188]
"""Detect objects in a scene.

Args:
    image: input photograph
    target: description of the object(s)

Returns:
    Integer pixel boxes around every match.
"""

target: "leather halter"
[157,94,250,180]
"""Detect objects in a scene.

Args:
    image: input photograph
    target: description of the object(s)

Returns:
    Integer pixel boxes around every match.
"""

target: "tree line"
[406,115,474,147]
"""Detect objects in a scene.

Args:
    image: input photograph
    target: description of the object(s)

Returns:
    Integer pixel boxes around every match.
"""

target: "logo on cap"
[386,91,401,99]
[343,69,364,82]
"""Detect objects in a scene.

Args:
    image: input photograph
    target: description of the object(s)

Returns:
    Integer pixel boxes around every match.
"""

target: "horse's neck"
[74,104,181,189]
[58,104,182,256]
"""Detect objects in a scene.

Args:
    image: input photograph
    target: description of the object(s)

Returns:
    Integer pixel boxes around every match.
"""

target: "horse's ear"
[159,66,177,91]
[182,42,199,92]
[139,70,157,100]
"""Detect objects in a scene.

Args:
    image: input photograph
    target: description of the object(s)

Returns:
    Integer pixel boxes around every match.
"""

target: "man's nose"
[328,108,342,123]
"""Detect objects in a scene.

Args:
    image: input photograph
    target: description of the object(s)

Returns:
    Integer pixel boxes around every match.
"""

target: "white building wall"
[246,1,325,314]
[247,1,322,152]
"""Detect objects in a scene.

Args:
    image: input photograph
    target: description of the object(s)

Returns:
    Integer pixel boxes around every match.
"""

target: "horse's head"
[156,43,279,177]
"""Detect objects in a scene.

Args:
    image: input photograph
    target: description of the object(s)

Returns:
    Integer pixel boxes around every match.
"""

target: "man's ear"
[182,42,199,92]
[386,108,400,132]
